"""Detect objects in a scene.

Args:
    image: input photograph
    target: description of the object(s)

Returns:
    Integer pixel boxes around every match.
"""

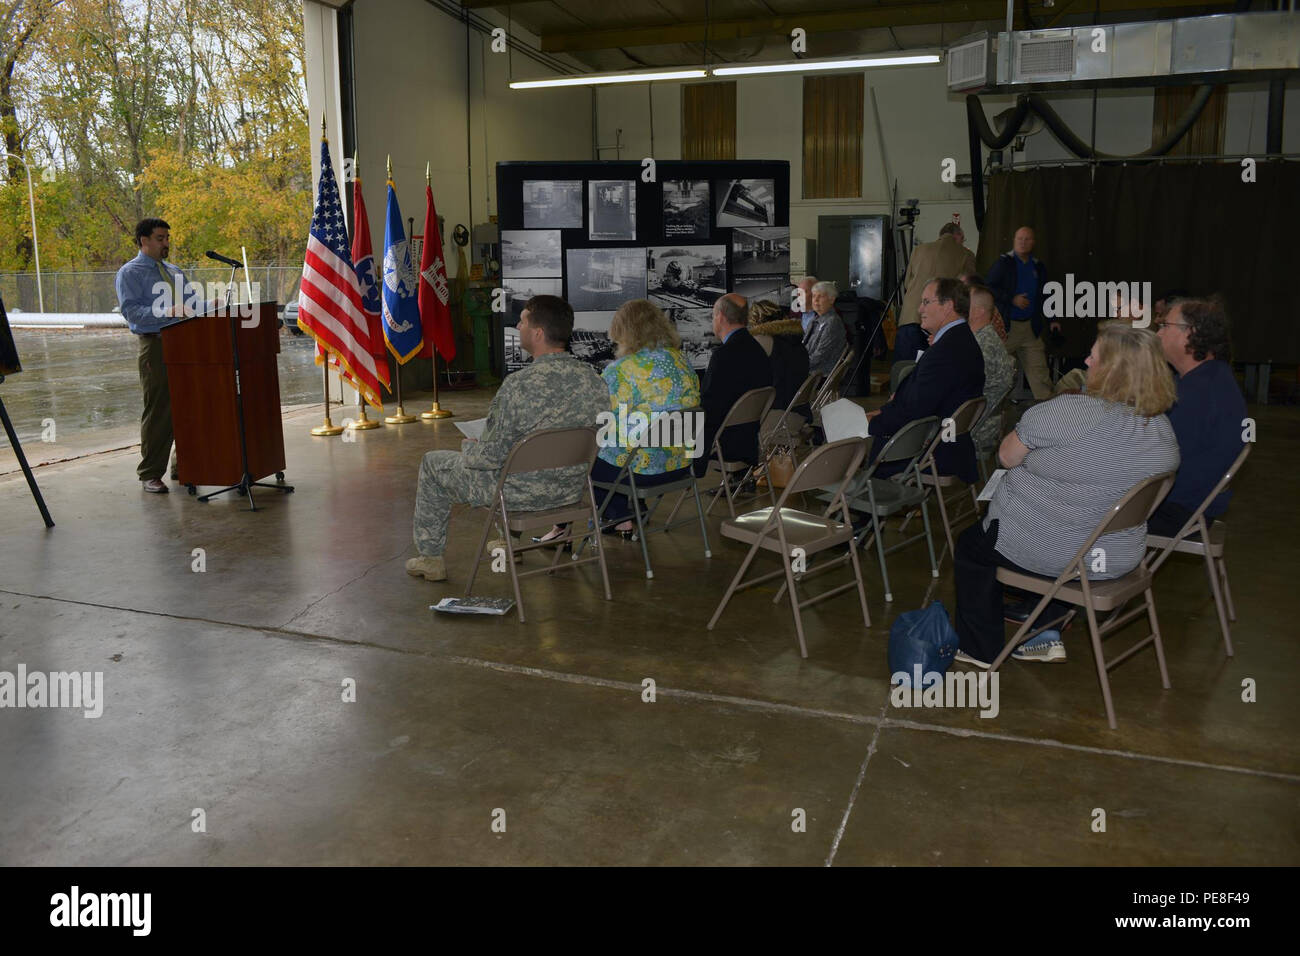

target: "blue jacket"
[986,251,1048,338]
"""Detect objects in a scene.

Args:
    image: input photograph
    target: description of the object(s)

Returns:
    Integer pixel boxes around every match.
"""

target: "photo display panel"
[495,160,790,376]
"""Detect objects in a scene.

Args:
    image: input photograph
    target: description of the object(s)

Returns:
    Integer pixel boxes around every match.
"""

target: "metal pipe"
[4,152,44,313]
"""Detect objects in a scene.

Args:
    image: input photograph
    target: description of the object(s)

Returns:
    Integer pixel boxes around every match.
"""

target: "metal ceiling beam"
[537,0,1227,54]
[459,1,539,7]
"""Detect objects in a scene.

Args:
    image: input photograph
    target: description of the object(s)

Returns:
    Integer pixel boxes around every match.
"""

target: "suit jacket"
[696,328,773,475]
[986,251,1049,337]
[870,320,985,484]
[899,236,977,329]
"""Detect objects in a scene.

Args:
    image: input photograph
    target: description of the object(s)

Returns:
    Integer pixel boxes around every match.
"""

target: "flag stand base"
[385,405,418,424]
[420,402,453,420]
[312,416,344,437]
[349,405,382,430]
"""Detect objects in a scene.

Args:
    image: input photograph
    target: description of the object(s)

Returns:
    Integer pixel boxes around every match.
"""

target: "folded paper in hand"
[455,418,487,441]
[978,468,1007,502]
[820,399,871,443]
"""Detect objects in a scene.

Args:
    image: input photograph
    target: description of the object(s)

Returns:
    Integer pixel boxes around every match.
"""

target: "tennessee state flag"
[381,176,423,363]
[351,172,389,374]
[417,181,455,362]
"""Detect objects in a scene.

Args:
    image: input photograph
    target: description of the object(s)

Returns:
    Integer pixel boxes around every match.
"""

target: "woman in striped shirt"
[953,324,1180,666]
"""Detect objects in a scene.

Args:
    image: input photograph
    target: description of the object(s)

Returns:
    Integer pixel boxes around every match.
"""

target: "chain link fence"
[0,265,304,314]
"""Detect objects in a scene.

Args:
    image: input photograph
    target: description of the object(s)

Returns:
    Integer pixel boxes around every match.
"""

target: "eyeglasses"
[919,297,946,308]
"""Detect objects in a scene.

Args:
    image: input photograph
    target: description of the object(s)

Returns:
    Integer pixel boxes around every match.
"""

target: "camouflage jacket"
[464,352,609,507]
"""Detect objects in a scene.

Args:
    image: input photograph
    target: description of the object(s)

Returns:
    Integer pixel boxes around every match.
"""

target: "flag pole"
[421,162,452,421]
[383,154,418,425]
[310,116,344,437]
[348,148,382,432]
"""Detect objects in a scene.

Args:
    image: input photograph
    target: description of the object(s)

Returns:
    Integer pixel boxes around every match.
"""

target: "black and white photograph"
[565,247,646,312]
[715,178,776,227]
[522,179,583,229]
[658,304,715,370]
[662,179,710,239]
[734,275,795,310]
[502,324,528,374]
[646,245,727,311]
[500,229,562,277]
[569,311,617,371]
[588,180,637,240]
[503,277,563,320]
[732,226,790,277]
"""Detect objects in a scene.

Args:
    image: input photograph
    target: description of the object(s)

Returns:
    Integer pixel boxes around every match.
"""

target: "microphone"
[206,250,241,267]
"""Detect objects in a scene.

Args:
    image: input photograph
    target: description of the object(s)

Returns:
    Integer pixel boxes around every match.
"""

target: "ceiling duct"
[947,10,1300,93]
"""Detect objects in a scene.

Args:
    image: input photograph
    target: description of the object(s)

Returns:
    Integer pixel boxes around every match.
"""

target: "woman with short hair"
[535,299,700,542]
[952,324,1180,666]
[804,280,846,377]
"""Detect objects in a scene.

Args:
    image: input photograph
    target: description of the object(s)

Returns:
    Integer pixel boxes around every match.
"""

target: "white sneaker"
[954,649,992,670]
[1012,630,1067,663]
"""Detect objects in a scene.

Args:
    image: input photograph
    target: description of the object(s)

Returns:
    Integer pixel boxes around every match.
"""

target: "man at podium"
[115,218,210,494]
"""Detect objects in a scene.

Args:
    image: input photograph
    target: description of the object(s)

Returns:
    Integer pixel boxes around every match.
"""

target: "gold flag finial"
[387,154,393,181]
[320,115,326,136]
[425,162,431,186]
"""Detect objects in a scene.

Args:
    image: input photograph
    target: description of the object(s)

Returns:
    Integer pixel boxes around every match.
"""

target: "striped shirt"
[987,395,1179,578]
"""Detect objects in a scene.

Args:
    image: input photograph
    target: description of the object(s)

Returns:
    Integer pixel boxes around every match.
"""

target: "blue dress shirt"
[114,251,197,335]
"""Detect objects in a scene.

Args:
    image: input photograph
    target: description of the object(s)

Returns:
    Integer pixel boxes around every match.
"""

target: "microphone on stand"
[206,250,241,267]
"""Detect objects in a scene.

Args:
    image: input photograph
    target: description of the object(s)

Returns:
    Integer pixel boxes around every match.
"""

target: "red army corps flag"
[417,180,455,362]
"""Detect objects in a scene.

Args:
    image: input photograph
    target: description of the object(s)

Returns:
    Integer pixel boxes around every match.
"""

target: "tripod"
[191,263,293,511]
[0,374,54,528]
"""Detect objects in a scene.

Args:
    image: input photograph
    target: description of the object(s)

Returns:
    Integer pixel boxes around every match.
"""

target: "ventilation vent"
[1016,35,1075,80]
[947,37,990,90]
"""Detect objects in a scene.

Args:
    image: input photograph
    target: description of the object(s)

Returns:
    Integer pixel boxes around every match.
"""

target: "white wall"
[595,66,1300,261]
[333,0,593,277]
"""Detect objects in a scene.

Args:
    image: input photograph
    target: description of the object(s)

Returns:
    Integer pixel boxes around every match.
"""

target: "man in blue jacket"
[867,278,985,484]
[986,226,1056,400]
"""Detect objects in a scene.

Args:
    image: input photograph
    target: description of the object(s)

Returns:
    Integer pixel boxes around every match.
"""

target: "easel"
[0,374,55,528]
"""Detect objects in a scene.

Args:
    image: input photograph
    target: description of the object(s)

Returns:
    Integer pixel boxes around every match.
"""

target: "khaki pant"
[137,334,174,480]
[1003,320,1053,400]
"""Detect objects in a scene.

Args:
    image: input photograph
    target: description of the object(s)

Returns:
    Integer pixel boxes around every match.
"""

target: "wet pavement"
[0,328,328,469]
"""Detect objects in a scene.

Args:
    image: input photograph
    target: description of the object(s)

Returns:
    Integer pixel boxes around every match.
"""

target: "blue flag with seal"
[381,176,423,363]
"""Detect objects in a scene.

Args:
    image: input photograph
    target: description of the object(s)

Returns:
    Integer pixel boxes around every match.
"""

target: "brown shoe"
[142,478,169,494]
[405,555,447,582]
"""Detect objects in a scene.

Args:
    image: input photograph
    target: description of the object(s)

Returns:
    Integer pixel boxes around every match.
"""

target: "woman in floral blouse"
[536,299,701,541]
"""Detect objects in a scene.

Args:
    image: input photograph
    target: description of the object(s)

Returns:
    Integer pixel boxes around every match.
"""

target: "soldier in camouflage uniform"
[407,295,610,582]
[966,284,1017,454]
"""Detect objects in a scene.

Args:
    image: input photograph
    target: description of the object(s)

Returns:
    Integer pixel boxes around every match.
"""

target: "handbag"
[768,450,796,488]
[887,601,959,686]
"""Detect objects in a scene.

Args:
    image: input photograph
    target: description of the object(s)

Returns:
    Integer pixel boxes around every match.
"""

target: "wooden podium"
[162,302,293,508]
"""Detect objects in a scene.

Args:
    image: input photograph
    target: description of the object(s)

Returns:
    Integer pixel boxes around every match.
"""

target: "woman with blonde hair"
[951,324,1180,667]
[535,299,700,542]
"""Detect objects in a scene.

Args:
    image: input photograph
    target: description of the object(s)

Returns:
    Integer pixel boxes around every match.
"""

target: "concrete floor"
[0,384,1297,866]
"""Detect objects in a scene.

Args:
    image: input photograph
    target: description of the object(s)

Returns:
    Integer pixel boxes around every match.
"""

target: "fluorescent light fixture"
[510,69,708,89]
[712,54,940,76]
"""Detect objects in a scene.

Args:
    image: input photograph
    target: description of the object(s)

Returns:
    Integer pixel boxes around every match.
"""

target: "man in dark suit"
[867,277,985,483]
[694,293,774,476]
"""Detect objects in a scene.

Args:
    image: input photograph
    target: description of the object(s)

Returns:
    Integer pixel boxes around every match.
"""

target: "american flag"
[299,137,387,410]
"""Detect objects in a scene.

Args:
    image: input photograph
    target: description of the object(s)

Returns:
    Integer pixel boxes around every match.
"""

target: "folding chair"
[1145,443,1251,657]
[811,415,941,604]
[916,396,988,562]
[974,393,1010,486]
[707,438,872,658]
[760,370,824,453]
[988,471,1178,729]
[667,386,776,521]
[889,360,916,394]
[810,347,855,415]
[463,426,612,623]
[582,406,713,580]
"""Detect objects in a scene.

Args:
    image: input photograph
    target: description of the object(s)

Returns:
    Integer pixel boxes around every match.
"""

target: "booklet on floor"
[431,597,516,615]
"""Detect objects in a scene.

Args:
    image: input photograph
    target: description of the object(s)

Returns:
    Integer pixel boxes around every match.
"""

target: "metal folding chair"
[1145,443,1251,657]
[987,471,1178,729]
[916,396,988,563]
[667,385,776,521]
[463,426,612,623]
[812,415,941,604]
[810,346,854,415]
[707,437,872,658]
[581,406,713,580]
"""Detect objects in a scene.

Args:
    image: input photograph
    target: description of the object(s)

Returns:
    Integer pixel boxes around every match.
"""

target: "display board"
[495,160,791,377]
